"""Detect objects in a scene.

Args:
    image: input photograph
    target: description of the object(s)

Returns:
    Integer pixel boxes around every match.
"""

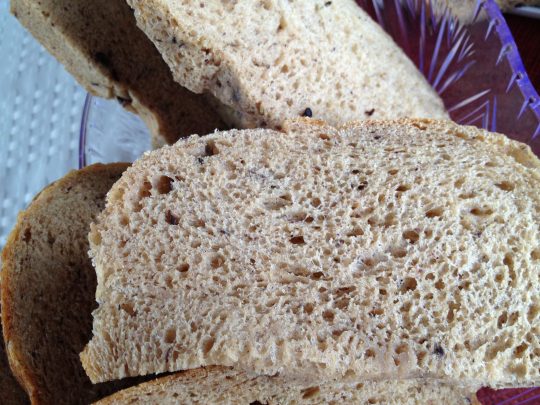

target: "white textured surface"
[0,1,85,249]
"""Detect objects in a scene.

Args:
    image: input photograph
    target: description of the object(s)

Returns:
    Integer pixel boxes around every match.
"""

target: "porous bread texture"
[1,163,145,405]
[10,0,227,146]
[126,0,448,130]
[82,119,540,388]
[95,366,478,405]
[0,304,28,405]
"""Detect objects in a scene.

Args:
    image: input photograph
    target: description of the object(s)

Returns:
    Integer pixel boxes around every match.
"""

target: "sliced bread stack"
[0,164,148,404]
[11,0,227,146]
[125,0,448,130]
[13,0,449,149]
[0,149,481,404]
[79,119,540,402]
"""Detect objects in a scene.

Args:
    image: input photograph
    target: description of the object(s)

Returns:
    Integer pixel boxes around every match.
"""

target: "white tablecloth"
[0,1,85,248]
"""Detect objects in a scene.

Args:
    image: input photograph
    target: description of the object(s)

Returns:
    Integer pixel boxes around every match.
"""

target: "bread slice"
[1,304,28,405]
[125,0,448,130]
[95,366,479,405]
[10,0,227,146]
[1,164,147,405]
[81,118,540,388]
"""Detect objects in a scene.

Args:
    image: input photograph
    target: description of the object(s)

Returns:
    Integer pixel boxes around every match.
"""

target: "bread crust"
[1,164,135,405]
[95,366,479,405]
[11,0,227,145]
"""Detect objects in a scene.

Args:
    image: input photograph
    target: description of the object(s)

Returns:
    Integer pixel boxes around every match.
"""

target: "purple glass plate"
[79,2,540,403]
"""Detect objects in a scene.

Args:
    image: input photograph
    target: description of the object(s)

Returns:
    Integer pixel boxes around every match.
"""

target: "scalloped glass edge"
[482,0,540,135]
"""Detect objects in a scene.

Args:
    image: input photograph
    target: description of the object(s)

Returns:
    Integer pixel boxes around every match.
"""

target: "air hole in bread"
[139,181,152,198]
[396,184,411,192]
[447,302,460,322]
[441,153,451,161]
[204,140,220,157]
[332,329,345,339]
[165,211,180,225]
[346,227,364,237]
[322,310,335,323]
[201,337,215,355]
[453,131,469,140]
[496,181,515,191]
[365,348,376,358]
[301,386,320,399]
[514,342,529,358]
[311,197,322,207]
[392,248,407,259]
[504,254,514,270]
[400,277,417,292]
[22,227,32,243]
[425,207,443,218]
[402,230,419,244]
[471,207,493,217]
[416,350,427,365]
[304,303,314,315]
[156,175,173,194]
[369,308,384,317]
[459,192,476,199]
[384,213,396,227]
[395,344,408,357]
[528,305,540,323]
[435,279,445,290]
[454,178,465,188]
[388,169,398,175]
[189,218,205,228]
[289,235,305,245]
[210,254,225,269]
[120,303,136,316]
[357,181,368,191]
[165,275,174,288]
[164,328,176,344]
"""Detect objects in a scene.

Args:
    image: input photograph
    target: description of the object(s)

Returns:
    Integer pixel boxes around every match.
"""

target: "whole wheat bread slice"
[126,0,448,130]
[81,119,540,388]
[1,163,147,405]
[11,0,227,146]
[0,303,28,405]
[95,366,479,405]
